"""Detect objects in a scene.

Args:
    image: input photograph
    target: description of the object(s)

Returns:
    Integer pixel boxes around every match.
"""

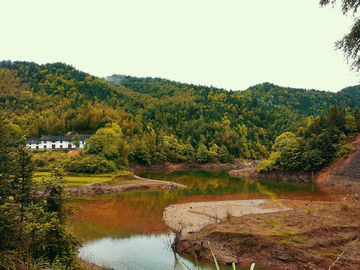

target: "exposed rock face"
[228,168,313,182]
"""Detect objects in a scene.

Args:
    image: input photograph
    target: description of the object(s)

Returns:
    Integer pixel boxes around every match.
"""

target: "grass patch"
[111,171,135,184]
[316,204,326,211]
[65,176,111,186]
[323,252,335,259]
[292,235,307,243]
[267,219,280,228]
[303,207,312,214]
[34,171,135,186]
[340,202,350,211]
[271,229,306,244]
[224,209,234,221]
[280,240,290,245]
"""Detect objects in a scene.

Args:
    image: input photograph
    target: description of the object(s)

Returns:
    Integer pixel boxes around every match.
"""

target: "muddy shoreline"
[63,159,318,197]
[165,196,360,269]
[160,135,360,269]
[64,176,187,196]
[128,160,247,173]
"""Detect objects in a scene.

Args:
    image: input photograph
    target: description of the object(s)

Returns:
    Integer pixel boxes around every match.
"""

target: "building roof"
[26,135,91,142]
[25,138,42,143]
[41,135,73,141]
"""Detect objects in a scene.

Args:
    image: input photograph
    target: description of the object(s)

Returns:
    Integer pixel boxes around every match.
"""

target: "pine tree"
[219,145,230,162]
[196,143,209,163]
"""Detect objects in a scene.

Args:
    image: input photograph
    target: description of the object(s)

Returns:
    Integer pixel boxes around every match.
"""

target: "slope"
[316,134,360,193]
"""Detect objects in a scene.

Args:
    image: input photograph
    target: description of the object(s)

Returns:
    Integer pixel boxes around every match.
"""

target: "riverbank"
[128,160,246,173]
[163,199,290,236]
[62,160,246,196]
[166,196,360,269]
[162,143,360,269]
[64,175,187,196]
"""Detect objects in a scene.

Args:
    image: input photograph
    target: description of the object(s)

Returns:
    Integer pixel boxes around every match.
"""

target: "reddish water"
[70,169,352,270]
[69,184,347,237]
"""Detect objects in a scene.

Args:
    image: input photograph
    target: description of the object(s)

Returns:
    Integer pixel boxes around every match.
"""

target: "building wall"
[27,140,87,150]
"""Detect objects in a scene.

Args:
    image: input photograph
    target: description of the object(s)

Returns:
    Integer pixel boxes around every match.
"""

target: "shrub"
[63,155,117,174]
[340,202,350,211]
[33,156,46,168]
[334,144,355,159]
[112,171,134,183]
[225,209,234,221]
[47,154,57,162]
[267,219,280,228]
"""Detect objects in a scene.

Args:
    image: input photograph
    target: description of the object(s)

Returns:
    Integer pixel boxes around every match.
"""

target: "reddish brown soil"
[67,150,81,158]
[315,134,360,193]
[175,197,360,270]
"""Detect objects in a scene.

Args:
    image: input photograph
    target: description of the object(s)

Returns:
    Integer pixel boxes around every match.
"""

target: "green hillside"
[1,61,359,171]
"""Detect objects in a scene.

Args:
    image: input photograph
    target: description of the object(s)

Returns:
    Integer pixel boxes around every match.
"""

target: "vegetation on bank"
[0,117,81,269]
[257,105,357,172]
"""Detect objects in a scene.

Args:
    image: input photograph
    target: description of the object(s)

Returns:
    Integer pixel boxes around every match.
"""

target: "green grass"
[65,176,111,186]
[33,171,134,186]
[267,219,280,228]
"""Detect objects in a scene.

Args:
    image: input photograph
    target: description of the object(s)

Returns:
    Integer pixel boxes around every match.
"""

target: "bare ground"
[169,197,360,269]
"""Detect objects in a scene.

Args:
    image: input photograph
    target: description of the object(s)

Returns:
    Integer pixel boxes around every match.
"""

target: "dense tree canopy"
[1,61,360,170]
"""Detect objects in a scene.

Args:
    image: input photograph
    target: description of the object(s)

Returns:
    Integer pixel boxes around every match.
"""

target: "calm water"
[71,169,331,270]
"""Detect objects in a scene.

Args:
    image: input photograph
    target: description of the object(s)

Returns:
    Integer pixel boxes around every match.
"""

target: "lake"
[70,169,332,270]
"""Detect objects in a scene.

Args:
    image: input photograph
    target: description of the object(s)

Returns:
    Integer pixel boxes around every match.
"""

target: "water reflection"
[78,234,237,270]
[71,169,333,269]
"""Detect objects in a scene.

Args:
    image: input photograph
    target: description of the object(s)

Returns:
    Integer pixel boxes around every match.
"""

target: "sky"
[1,0,360,92]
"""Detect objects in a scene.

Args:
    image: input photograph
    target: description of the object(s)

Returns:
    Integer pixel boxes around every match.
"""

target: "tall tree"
[0,121,80,269]
[320,0,360,72]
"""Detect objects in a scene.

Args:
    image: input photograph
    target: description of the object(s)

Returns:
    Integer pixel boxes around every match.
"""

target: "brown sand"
[163,199,290,235]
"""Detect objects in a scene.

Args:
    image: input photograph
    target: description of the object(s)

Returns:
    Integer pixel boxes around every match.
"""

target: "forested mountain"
[1,61,360,170]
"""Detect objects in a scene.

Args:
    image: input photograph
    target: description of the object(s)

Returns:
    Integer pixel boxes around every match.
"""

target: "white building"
[26,135,91,150]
